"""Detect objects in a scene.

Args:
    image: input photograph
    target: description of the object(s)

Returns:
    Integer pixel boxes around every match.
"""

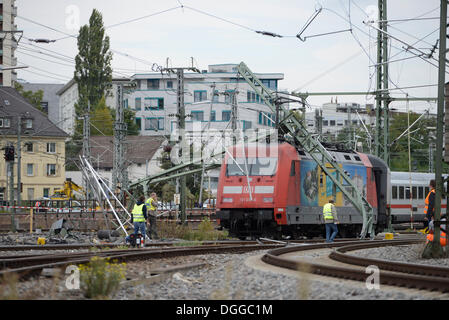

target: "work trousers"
[325,223,338,243]
[148,211,158,239]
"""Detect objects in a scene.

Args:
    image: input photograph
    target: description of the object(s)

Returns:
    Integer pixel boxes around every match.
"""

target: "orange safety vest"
[424,189,435,215]
[426,232,447,246]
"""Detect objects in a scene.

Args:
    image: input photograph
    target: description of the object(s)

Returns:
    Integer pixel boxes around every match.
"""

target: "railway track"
[262,237,449,293]
[0,238,360,281]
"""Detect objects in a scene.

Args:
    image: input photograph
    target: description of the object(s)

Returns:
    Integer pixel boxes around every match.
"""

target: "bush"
[79,256,126,299]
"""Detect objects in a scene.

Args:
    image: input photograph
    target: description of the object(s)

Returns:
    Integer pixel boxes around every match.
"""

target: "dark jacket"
[427,191,435,220]
[131,200,147,223]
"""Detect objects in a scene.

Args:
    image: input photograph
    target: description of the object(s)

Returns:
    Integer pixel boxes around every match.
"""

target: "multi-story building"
[56,78,130,135]
[0,0,18,86]
[0,87,68,201]
[129,63,284,136]
[305,101,375,138]
[21,83,64,128]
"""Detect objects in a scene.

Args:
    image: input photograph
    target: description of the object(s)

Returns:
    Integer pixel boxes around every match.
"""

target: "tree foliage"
[14,83,44,112]
[74,9,112,136]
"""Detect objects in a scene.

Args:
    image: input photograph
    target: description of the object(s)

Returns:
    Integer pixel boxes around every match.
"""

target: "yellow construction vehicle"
[51,178,85,201]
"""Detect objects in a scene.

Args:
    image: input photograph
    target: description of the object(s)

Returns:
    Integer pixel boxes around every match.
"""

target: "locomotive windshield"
[226,157,278,176]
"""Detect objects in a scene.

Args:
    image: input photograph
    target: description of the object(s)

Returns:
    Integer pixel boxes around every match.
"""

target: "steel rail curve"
[262,239,449,293]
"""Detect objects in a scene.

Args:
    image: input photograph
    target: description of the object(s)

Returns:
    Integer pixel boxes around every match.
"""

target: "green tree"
[91,96,114,136]
[389,112,436,172]
[14,83,44,112]
[74,8,113,137]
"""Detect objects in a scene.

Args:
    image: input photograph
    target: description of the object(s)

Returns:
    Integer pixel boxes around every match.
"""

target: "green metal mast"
[237,62,375,238]
[375,0,391,166]
[424,0,447,258]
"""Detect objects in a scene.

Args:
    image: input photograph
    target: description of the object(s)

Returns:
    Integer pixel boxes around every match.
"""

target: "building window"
[330,120,336,126]
[47,164,56,176]
[145,118,164,130]
[25,119,33,129]
[147,79,160,89]
[40,102,49,114]
[191,111,204,121]
[213,90,219,103]
[47,143,56,153]
[261,79,277,90]
[144,98,164,110]
[27,164,34,176]
[243,120,252,130]
[167,81,173,89]
[25,142,33,152]
[323,120,328,126]
[247,91,256,103]
[135,98,141,111]
[43,188,50,198]
[194,91,207,102]
[210,111,216,121]
[135,118,141,131]
[135,80,141,89]
[222,111,231,121]
[158,118,164,130]
[0,118,10,127]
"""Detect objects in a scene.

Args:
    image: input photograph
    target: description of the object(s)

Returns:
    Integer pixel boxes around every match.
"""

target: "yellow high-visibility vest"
[145,198,156,211]
[323,203,334,220]
[132,203,146,222]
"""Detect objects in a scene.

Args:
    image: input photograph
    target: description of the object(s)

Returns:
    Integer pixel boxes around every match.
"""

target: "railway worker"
[323,198,339,243]
[130,195,148,244]
[426,215,447,246]
[145,192,159,240]
[423,179,436,231]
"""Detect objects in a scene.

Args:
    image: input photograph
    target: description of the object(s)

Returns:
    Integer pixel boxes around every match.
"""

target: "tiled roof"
[0,87,68,138]
[87,135,166,168]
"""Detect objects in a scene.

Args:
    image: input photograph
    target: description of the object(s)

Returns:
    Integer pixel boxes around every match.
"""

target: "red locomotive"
[216,142,389,239]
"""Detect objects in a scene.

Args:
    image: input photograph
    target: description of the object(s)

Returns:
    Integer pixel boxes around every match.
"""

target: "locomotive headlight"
[223,198,233,203]
[263,197,273,203]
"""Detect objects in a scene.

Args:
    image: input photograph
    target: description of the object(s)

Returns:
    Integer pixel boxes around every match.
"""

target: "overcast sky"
[16,0,441,113]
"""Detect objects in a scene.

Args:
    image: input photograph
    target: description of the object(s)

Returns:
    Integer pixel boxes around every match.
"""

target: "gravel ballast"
[2,238,449,300]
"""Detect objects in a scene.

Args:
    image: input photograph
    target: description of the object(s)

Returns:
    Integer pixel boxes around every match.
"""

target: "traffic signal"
[3,145,14,161]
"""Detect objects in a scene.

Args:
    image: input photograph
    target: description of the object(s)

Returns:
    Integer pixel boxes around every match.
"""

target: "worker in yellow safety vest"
[131,195,148,241]
[145,192,159,240]
[323,198,339,243]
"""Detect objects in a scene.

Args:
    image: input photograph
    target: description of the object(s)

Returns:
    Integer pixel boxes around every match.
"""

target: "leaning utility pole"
[112,83,128,201]
[375,0,391,166]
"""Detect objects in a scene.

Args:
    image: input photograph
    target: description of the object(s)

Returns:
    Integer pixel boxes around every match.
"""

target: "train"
[215,142,445,239]
[389,171,447,223]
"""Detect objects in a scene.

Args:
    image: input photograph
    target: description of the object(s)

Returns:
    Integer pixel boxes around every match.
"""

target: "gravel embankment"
[2,235,448,300]
[352,243,449,267]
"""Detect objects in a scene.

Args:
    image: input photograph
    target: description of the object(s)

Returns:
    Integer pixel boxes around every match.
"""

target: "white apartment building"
[305,101,375,137]
[56,78,130,135]
[0,0,18,86]
[129,63,284,136]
